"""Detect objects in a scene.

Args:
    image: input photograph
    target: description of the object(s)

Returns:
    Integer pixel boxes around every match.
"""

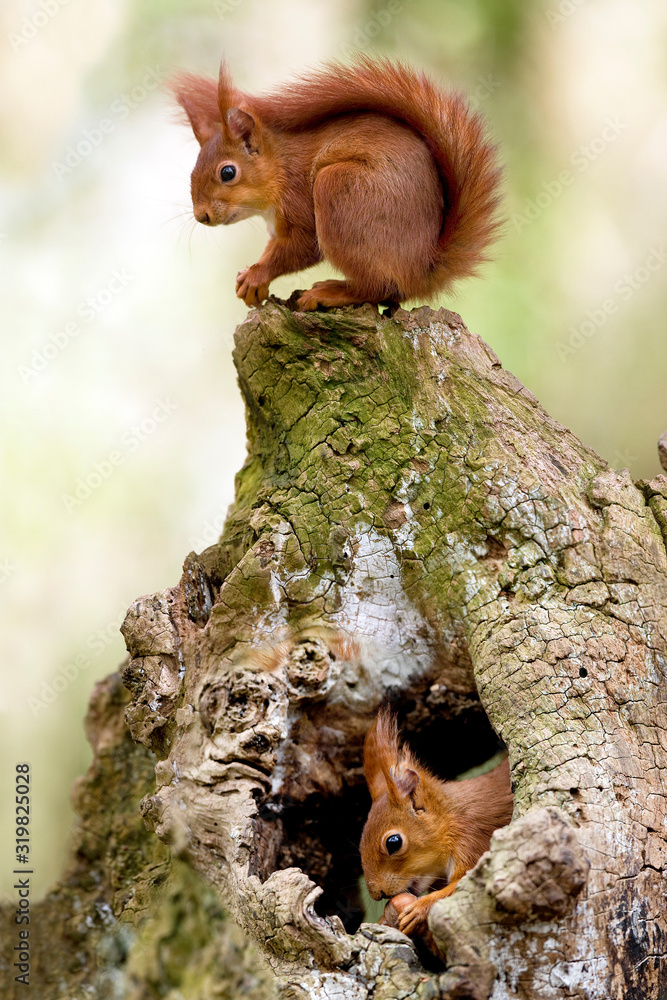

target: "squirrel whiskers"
[172,58,501,311]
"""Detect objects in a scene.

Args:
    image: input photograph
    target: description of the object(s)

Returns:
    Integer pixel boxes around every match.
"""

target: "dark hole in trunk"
[257,701,506,936]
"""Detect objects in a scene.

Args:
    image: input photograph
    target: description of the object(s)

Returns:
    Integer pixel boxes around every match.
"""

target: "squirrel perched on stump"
[172,58,501,310]
[360,707,513,937]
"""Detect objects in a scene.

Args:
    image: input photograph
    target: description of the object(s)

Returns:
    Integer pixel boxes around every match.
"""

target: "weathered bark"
[120,299,667,998]
[0,674,276,999]
[6,301,666,998]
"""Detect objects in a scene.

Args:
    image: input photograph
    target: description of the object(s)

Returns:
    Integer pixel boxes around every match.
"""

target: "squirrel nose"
[194,208,211,225]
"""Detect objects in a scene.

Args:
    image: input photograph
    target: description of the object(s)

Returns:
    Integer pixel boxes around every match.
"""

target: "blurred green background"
[1,0,666,901]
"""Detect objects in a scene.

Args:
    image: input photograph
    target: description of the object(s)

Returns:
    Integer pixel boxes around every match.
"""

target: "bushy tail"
[250,57,502,289]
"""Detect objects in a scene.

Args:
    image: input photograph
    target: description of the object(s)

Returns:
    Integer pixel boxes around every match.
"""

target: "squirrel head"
[359,708,459,901]
[172,63,279,227]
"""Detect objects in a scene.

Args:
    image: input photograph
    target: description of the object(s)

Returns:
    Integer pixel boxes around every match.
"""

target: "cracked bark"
[5,302,666,998]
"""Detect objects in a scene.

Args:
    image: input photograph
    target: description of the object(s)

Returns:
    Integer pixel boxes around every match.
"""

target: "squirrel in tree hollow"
[172,58,501,310]
[360,708,513,937]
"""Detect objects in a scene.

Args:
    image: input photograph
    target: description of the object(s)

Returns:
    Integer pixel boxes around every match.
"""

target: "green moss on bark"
[0,674,275,1000]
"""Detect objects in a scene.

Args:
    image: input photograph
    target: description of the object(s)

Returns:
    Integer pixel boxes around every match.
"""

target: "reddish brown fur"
[171,58,501,310]
[360,707,513,937]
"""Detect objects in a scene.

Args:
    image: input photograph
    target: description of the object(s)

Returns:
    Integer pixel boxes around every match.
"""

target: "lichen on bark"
[6,301,666,999]
[120,300,667,998]
[0,673,276,1000]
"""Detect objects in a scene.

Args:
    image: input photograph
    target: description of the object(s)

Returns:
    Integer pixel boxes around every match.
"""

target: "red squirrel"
[172,58,501,311]
[360,707,513,937]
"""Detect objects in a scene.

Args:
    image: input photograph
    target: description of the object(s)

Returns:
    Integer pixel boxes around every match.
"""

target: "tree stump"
[5,301,666,998]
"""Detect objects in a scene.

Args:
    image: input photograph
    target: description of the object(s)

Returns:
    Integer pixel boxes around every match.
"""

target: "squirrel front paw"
[236,265,270,307]
[394,882,459,937]
[395,895,433,937]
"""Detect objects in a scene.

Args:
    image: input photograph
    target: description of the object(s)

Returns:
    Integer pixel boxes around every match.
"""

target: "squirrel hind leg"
[311,152,441,305]
[297,279,375,311]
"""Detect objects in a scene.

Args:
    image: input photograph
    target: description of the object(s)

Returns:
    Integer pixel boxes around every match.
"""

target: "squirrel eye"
[220,164,237,182]
[385,834,402,855]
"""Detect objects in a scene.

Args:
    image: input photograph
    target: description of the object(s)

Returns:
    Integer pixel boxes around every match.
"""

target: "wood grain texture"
[4,300,665,998]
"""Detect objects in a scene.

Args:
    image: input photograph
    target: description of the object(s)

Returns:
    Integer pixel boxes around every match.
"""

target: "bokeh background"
[1,0,666,901]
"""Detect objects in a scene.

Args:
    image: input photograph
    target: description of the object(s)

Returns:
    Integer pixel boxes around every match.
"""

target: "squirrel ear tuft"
[170,72,220,146]
[217,60,236,116]
[364,706,402,801]
[363,716,387,800]
[226,107,256,141]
